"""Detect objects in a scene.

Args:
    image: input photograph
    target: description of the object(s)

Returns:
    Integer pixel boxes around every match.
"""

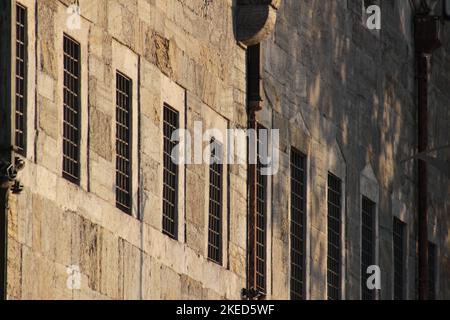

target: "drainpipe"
[246,44,262,299]
[234,0,281,300]
[417,50,429,301]
[0,0,14,301]
[414,13,441,300]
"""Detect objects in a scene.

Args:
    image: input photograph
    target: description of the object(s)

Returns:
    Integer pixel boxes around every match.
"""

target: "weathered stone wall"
[5,0,450,300]
[262,0,450,299]
[7,0,249,300]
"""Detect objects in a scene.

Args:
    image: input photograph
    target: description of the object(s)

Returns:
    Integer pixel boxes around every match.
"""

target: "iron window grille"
[290,148,307,300]
[15,4,27,155]
[361,196,376,300]
[393,217,406,300]
[256,126,267,294]
[428,242,437,300]
[162,104,179,239]
[327,173,342,300]
[115,72,132,214]
[62,35,81,184]
[207,140,223,265]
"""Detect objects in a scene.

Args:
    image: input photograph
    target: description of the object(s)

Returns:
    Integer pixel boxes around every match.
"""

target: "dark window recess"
[115,72,132,214]
[256,127,267,293]
[62,35,81,183]
[207,140,223,264]
[15,4,27,155]
[361,197,376,300]
[246,44,261,103]
[162,104,179,239]
[327,173,342,300]
[393,218,406,300]
[428,242,437,300]
[290,149,306,300]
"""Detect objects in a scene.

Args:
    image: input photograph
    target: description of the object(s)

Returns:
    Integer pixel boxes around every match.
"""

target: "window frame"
[255,124,268,294]
[162,103,180,239]
[393,217,407,300]
[110,39,139,218]
[290,148,307,300]
[15,3,28,156]
[62,33,81,185]
[207,139,224,265]
[115,71,133,215]
[361,196,376,300]
[327,172,343,300]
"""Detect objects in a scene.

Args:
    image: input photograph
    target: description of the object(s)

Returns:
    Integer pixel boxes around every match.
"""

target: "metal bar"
[255,125,267,294]
[245,44,263,299]
[417,53,429,300]
[0,0,15,301]
[247,108,258,294]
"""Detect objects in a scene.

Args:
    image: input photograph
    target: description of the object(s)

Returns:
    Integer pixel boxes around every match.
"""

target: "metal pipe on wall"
[417,53,429,300]
[244,44,263,300]
[414,12,441,300]
[0,0,14,301]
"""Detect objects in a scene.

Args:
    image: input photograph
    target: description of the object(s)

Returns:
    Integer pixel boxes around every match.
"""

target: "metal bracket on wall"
[0,157,25,193]
[241,287,265,300]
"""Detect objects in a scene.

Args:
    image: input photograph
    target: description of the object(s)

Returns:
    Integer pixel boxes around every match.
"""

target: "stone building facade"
[0,0,449,300]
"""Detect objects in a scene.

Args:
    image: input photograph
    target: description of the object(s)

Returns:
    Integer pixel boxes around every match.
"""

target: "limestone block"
[159,265,181,300]
[7,238,22,300]
[77,216,103,292]
[180,274,203,300]
[37,1,57,77]
[98,229,120,299]
[21,246,57,300]
[140,114,161,161]
[185,222,204,256]
[90,108,113,161]
[271,238,289,299]
[17,189,33,247]
[120,240,142,300]
[37,72,56,102]
[142,255,162,300]
[228,243,246,277]
[185,168,206,228]
[89,154,115,204]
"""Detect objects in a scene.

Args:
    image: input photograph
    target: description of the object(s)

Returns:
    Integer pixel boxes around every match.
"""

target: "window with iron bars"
[290,148,306,300]
[162,104,179,239]
[62,35,81,184]
[115,72,132,214]
[361,196,376,300]
[207,140,223,265]
[393,218,406,300]
[256,126,267,294]
[428,242,437,300]
[327,173,342,300]
[15,4,27,155]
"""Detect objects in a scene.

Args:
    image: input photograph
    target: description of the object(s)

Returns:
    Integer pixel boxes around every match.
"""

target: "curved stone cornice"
[235,0,281,46]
